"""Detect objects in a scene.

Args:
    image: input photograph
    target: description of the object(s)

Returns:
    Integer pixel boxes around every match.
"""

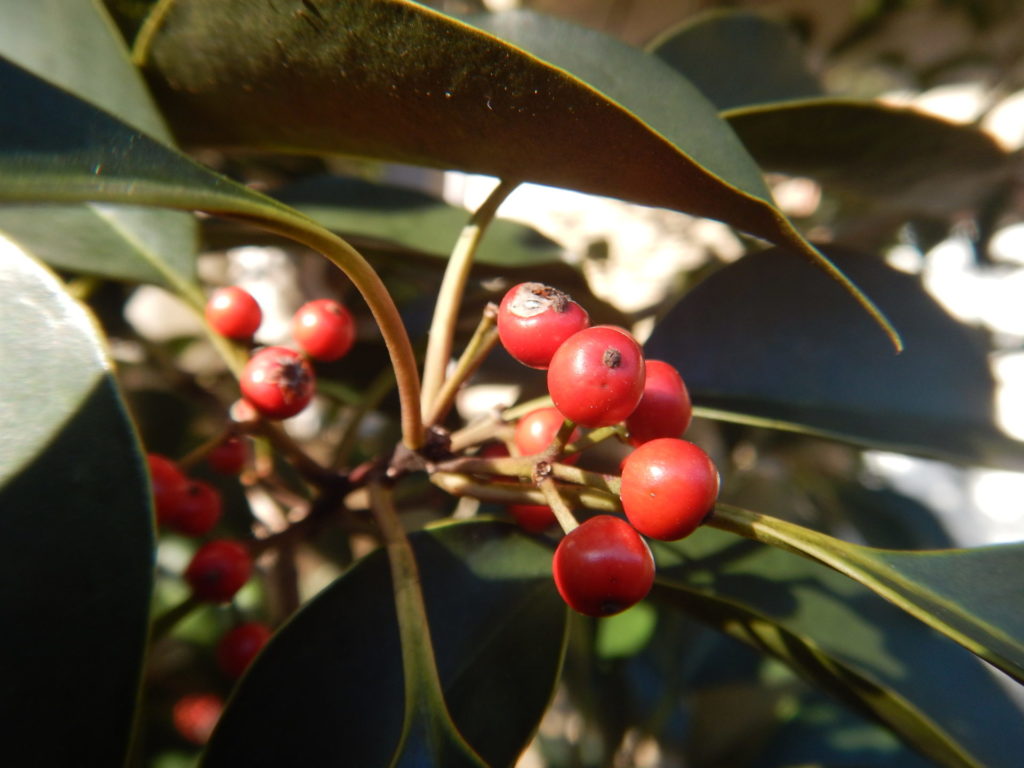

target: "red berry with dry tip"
[185,539,253,603]
[497,282,590,369]
[553,515,655,617]
[547,326,645,428]
[239,346,315,420]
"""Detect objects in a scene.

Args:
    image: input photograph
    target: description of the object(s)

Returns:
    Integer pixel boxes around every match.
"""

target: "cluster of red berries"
[147,448,254,603]
[497,282,720,618]
[205,286,356,420]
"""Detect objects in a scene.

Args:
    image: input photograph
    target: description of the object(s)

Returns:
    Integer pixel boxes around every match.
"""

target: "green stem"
[562,425,625,456]
[419,179,518,420]
[430,471,621,512]
[501,395,554,423]
[424,303,500,427]
[368,481,485,764]
[225,212,424,451]
[332,368,396,468]
[538,474,579,533]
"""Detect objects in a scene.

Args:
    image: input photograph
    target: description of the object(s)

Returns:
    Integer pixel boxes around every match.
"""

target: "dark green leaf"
[0,244,154,766]
[0,0,196,286]
[725,100,1011,216]
[646,244,1024,468]
[709,504,1024,689]
[648,9,823,111]
[135,2,899,346]
[202,520,566,768]
[273,175,562,267]
[654,526,1024,767]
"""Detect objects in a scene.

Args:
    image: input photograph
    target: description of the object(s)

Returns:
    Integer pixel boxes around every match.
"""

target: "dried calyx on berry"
[497,282,589,369]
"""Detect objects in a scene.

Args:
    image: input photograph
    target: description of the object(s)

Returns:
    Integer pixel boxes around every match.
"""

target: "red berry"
[239,346,315,420]
[147,453,189,527]
[625,360,693,446]
[184,539,253,603]
[497,282,590,369]
[552,515,654,617]
[292,299,356,362]
[168,480,222,537]
[207,436,247,475]
[547,326,645,428]
[205,286,262,340]
[513,407,582,461]
[173,693,223,745]
[620,438,719,541]
[217,621,273,679]
[508,504,557,533]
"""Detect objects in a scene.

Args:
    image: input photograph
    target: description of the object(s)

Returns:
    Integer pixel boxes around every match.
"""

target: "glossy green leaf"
[273,175,562,267]
[646,244,1024,468]
[202,520,566,768]
[648,9,823,111]
[709,504,1024,687]
[0,243,154,766]
[134,1,899,347]
[0,0,196,286]
[654,526,1024,767]
[725,100,1011,215]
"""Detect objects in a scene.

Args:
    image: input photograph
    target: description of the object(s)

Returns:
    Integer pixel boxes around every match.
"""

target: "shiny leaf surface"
[202,521,566,768]
[0,242,153,767]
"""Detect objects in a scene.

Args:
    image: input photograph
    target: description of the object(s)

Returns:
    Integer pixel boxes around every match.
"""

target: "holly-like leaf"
[654,527,1024,768]
[0,242,154,767]
[648,9,823,111]
[133,1,900,348]
[202,520,566,768]
[645,244,1024,468]
[725,100,1011,216]
[708,505,1024,689]
[0,0,196,286]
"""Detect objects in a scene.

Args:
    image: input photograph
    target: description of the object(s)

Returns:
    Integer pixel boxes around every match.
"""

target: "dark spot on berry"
[602,347,622,369]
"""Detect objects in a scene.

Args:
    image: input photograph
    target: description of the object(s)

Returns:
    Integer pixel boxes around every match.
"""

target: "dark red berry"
[147,453,189,527]
[184,539,253,603]
[292,299,356,362]
[207,436,247,475]
[547,326,645,428]
[168,480,222,537]
[625,360,692,446]
[173,693,223,745]
[552,515,654,617]
[239,346,315,420]
[217,621,273,679]
[205,286,262,340]
[508,504,557,533]
[513,407,581,461]
[620,438,719,541]
[497,282,590,369]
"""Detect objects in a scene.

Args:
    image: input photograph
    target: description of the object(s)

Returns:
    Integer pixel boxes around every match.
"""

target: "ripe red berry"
[173,693,224,745]
[207,435,247,475]
[184,539,253,603]
[508,504,557,533]
[497,282,590,369]
[205,286,262,340]
[625,360,692,446]
[217,621,273,679]
[147,453,189,527]
[547,326,646,428]
[292,299,356,362]
[620,438,720,541]
[552,515,655,617]
[168,480,222,537]
[513,407,582,460]
[239,346,315,420]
